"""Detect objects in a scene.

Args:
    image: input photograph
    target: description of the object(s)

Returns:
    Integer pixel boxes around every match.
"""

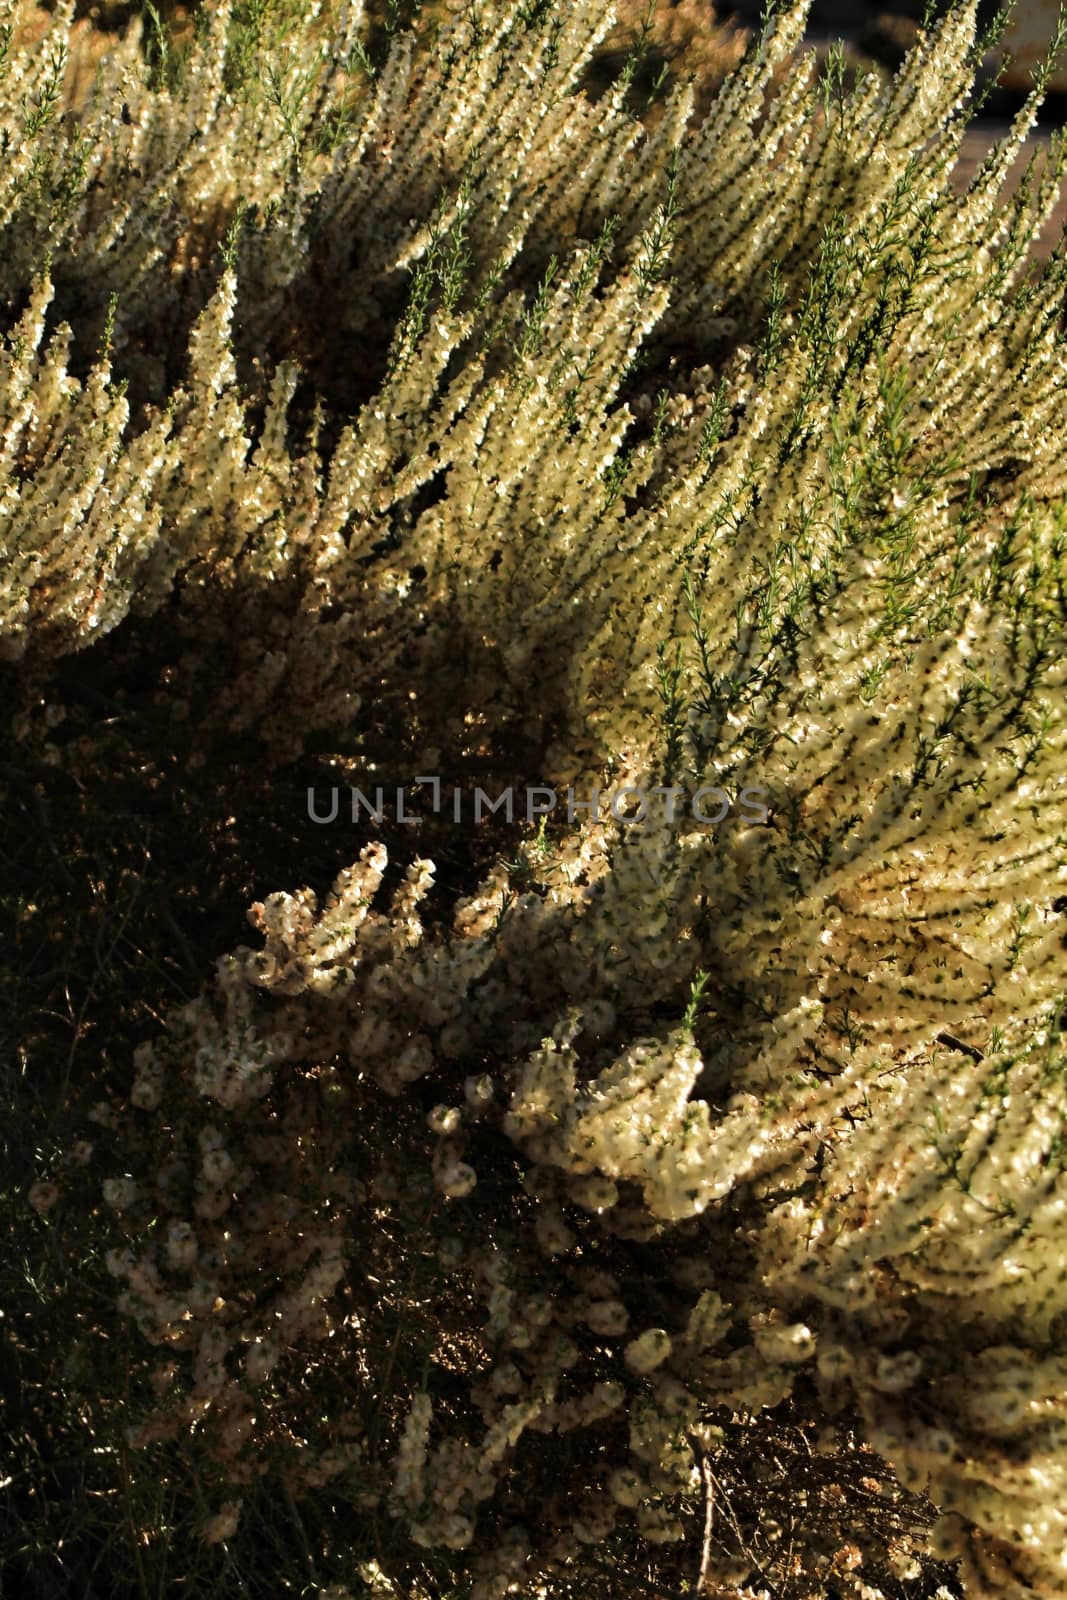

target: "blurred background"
[725,0,1067,96]
[20,0,1067,102]
[19,0,1067,262]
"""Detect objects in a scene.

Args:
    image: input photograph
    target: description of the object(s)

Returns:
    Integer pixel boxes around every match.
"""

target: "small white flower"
[199,1501,241,1546]
[28,1181,59,1214]
[437,1162,477,1199]
[428,1104,462,1135]
[624,1328,672,1374]
[102,1177,139,1212]
[164,1220,198,1272]
[464,1073,495,1111]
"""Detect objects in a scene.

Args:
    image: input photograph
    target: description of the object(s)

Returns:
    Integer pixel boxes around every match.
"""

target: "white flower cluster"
[9,0,1067,1591]
[99,796,1066,1595]
[4,0,1062,781]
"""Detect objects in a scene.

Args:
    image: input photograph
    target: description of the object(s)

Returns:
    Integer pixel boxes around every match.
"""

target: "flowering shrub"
[4,0,1067,1596]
